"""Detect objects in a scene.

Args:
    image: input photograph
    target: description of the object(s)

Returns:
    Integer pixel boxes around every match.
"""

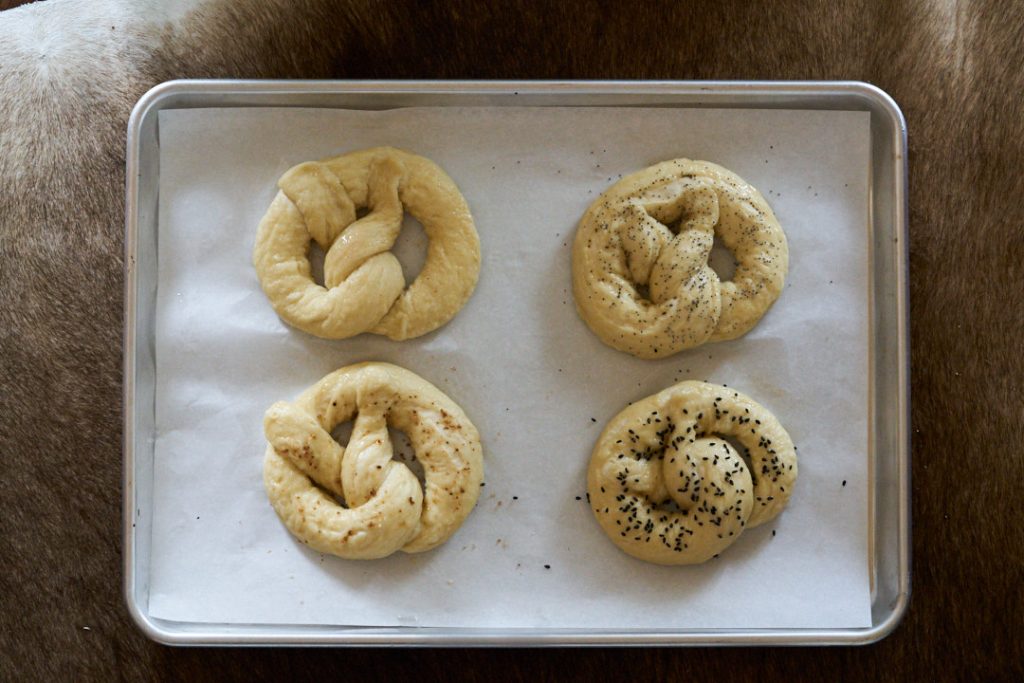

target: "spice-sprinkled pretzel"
[587,381,797,565]
[262,362,483,559]
[572,159,788,358]
[253,147,480,340]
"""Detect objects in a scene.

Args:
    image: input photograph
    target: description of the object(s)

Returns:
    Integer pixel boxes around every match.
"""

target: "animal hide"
[0,0,1021,679]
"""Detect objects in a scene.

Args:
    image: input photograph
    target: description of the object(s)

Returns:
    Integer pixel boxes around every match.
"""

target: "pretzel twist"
[253,147,480,340]
[572,159,787,358]
[262,363,483,559]
[587,381,797,565]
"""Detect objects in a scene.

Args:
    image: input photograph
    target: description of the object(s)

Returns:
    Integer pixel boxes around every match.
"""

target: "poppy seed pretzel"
[587,381,797,565]
[262,362,483,560]
[253,147,480,340]
[572,159,788,358]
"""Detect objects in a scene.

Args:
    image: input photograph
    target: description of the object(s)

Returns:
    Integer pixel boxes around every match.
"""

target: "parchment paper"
[149,105,872,629]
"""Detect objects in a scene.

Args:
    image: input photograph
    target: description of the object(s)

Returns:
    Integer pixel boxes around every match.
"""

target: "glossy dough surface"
[572,159,788,358]
[262,362,483,559]
[253,147,480,340]
[587,381,797,565]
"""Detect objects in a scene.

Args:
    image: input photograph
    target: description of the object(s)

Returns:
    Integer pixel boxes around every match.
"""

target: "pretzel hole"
[654,497,688,515]
[657,211,737,281]
[329,420,426,489]
[392,214,429,282]
[708,238,737,281]
[307,242,327,287]
[389,427,426,486]
[711,433,755,484]
[660,215,686,235]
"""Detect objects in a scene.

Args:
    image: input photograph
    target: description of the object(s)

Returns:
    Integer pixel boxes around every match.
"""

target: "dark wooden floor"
[1,0,1022,680]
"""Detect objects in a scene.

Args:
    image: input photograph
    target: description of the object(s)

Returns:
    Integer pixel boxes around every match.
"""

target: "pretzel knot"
[262,363,483,559]
[572,159,788,358]
[253,147,480,340]
[587,381,797,565]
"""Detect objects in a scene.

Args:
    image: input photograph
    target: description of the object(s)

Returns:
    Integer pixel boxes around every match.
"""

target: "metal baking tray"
[123,80,909,646]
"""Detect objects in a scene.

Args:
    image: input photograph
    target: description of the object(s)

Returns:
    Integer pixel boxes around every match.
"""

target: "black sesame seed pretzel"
[587,380,797,565]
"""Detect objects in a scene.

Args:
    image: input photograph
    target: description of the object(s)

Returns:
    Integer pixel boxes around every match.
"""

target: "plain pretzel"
[253,147,480,340]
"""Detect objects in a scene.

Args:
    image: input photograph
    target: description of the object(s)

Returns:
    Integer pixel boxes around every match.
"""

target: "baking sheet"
[149,105,872,629]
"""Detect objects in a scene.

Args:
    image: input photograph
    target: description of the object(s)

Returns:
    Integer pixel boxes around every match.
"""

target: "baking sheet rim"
[122,79,909,646]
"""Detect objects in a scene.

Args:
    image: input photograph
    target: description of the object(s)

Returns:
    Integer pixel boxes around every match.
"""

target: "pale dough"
[587,380,797,565]
[262,362,483,559]
[253,147,480,340]
[572,159,788,358]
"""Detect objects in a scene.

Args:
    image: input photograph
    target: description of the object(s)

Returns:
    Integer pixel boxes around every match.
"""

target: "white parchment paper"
[149,106,872,629]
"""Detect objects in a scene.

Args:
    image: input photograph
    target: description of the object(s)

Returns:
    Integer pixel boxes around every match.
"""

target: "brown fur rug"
[1,0,1021,680]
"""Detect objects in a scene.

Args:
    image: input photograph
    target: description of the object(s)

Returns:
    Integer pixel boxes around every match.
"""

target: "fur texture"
[1,0,1022,679]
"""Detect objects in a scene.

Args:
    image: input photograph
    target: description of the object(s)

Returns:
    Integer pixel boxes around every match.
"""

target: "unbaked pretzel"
[587,381,797,565]
[262,362,483,559]
[572,159,788,358]
[253,147,480,340]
